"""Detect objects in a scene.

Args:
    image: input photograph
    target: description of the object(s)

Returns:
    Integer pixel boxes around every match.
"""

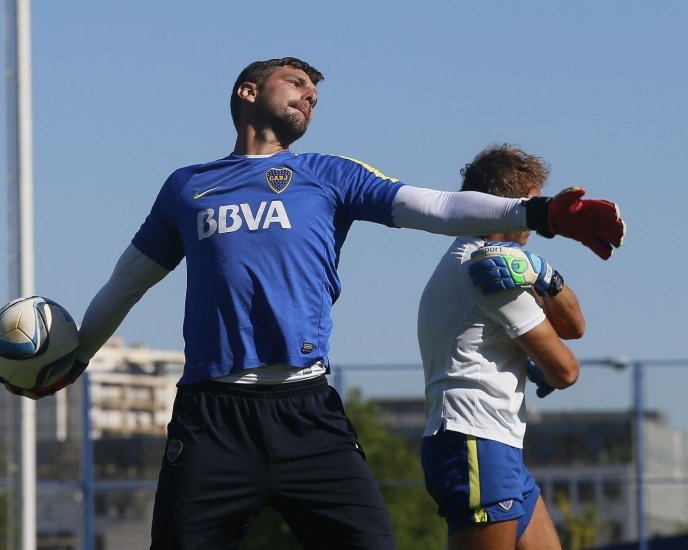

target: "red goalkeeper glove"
[525,187,625,260]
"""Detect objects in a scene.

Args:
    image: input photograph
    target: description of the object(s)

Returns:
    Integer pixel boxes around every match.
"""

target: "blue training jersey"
[132,151,405,385]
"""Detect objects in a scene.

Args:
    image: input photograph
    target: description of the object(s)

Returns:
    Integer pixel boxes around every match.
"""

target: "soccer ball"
[0,296,79,392]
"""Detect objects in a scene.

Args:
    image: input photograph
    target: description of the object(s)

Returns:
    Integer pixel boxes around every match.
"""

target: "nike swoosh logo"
[193,186,221,199]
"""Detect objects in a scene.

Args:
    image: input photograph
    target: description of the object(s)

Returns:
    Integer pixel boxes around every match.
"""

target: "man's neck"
[233,127,290,156]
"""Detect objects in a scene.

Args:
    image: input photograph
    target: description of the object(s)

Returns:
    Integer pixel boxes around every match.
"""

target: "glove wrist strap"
[524,197,555,238]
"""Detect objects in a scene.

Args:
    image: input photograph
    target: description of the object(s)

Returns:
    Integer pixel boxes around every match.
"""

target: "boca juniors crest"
[166,439,183,463]
[265,167,292,194]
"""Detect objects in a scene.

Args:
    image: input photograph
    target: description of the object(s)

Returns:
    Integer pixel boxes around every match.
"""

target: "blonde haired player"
[418,144,586,550]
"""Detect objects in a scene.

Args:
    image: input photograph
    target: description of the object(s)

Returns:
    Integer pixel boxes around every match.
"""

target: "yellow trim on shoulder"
[340,156,399,183]
[467,435,488,523]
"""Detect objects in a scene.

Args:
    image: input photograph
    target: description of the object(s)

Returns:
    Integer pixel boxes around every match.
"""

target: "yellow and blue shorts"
[421,429,540,538]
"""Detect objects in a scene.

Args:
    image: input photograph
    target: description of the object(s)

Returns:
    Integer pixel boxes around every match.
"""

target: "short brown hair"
[230,57,324,129]
[460,144,550,198]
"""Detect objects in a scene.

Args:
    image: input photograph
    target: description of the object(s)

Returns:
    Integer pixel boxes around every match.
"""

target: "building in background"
[36,337,183,442]
[524,410,688,544]
[2,338,182,549]
[1,348,688,548]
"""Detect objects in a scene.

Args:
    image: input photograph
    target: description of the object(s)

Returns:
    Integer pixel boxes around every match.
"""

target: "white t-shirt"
[417,237,546,448]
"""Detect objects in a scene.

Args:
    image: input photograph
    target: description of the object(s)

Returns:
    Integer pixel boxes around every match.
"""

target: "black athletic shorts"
[150,376,395,549]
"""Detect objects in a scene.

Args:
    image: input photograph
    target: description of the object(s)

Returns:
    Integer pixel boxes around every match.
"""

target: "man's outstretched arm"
[391,185,625,259]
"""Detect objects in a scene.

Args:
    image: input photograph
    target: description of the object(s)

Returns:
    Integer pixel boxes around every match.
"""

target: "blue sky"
[2,1,688,430]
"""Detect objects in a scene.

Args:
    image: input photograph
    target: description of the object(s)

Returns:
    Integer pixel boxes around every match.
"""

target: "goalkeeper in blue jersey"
[418,144,586,550]
[10,58,623,548]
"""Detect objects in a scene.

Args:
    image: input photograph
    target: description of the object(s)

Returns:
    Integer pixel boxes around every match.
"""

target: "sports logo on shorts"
[167,439,183,463]
[265,167,292,194]
[498,499,514,511]
[301,342,314,353]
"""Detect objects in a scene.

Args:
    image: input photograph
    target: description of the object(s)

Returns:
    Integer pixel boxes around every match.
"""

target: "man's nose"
[303,87,317,107]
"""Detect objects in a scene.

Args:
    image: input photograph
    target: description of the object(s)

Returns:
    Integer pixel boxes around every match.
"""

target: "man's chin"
[275,123,308,145]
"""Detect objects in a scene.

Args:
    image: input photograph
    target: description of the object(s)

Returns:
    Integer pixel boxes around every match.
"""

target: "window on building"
[602,480,623,502]
[577,480,596,505]
[552,480,570,503]
[604,520,623,542]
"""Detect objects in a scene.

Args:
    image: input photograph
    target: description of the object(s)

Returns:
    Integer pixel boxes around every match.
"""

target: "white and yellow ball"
[0,296,79,391]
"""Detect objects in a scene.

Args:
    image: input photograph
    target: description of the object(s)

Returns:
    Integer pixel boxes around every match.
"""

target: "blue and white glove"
[469,242,554,295]
[526,358,555,398]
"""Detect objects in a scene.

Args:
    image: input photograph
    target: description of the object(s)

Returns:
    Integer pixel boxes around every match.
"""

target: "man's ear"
[237,82,257,105]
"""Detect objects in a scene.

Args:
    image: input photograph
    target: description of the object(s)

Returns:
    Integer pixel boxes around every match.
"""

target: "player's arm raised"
[391,185,625,259]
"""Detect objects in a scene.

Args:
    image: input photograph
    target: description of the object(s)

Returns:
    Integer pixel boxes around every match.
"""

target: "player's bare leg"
[448,519,517,550]
[446,496,561,550]
[516,496,562,550]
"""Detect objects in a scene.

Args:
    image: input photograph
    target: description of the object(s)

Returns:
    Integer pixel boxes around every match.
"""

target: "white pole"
[4,0,37,549]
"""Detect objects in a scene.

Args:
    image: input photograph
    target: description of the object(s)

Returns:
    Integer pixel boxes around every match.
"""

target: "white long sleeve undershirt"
[391,186,526,234]
[76,244,169,362]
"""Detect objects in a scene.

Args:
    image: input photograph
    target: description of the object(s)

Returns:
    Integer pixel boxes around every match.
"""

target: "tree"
[555,494,599,550]
[344,390,445,550]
